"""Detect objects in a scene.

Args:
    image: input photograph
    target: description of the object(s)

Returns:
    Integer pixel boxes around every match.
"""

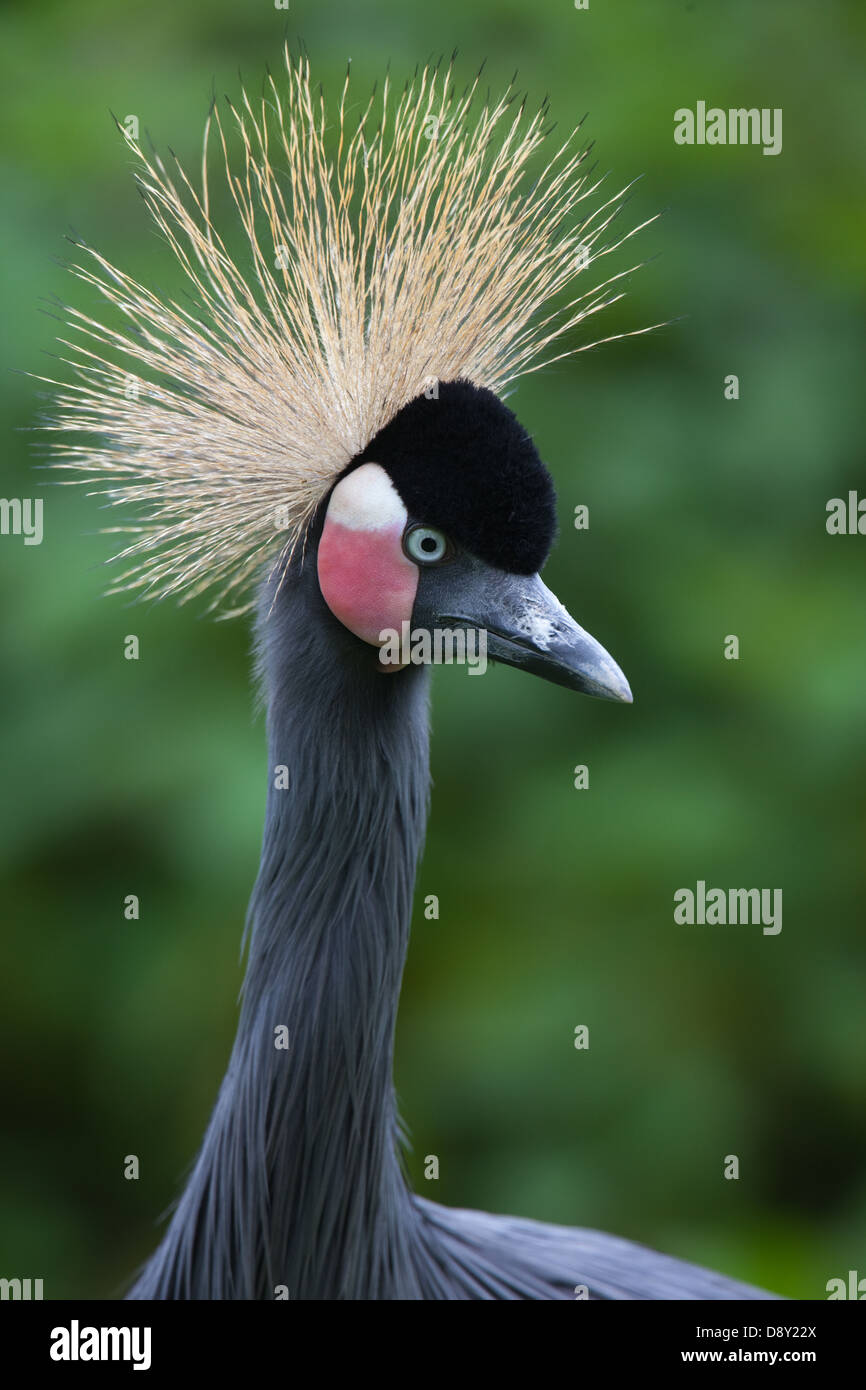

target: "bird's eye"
[403,525,451,565]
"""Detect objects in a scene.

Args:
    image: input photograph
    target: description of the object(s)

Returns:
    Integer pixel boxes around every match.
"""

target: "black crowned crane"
[46,52,778,1300]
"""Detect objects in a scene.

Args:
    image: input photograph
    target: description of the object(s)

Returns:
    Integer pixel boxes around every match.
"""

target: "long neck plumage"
[129,553,432,1299]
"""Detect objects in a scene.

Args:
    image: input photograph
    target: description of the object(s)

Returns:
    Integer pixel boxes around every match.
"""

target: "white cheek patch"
[317,460,419,648]
[327,462,407,531]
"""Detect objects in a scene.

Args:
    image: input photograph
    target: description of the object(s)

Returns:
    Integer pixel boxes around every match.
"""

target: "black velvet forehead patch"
[352,379,557,575]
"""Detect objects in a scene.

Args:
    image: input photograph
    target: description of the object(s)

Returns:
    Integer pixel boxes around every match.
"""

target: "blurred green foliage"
[1,0,864,1299]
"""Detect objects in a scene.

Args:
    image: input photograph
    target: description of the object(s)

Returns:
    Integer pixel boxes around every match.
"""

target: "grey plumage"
[42,51,779,1302]
[127,549,777,1301]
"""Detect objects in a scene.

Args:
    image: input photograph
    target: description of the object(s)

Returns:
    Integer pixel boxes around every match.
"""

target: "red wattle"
[317,517,419,647]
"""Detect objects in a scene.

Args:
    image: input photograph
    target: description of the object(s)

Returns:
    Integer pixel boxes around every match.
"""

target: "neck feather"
[132,558,432,1299]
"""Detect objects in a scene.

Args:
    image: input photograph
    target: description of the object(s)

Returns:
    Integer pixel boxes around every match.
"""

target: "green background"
[2,0,864,1299]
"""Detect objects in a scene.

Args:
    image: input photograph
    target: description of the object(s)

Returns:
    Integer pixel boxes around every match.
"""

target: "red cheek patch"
[317,516,419,646]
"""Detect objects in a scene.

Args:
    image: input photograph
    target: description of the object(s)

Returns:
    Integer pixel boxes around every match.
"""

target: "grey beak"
[441,567,633,703]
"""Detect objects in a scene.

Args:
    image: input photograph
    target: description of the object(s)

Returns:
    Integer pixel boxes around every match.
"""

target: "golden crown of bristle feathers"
[42,48,655,614]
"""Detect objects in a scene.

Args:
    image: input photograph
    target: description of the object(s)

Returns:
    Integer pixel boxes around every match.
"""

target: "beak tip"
[614,669,633,703]
[600,676,633,704]
[590,656,633,705]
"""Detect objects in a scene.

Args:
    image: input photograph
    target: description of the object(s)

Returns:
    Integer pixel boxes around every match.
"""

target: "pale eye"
[403,525,450,565]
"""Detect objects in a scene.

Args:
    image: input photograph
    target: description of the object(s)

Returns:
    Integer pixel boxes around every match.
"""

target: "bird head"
[45,52,652,688]
[317,380,631,701]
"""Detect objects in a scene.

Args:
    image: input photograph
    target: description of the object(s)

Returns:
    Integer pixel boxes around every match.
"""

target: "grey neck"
[132,556,432,1299]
